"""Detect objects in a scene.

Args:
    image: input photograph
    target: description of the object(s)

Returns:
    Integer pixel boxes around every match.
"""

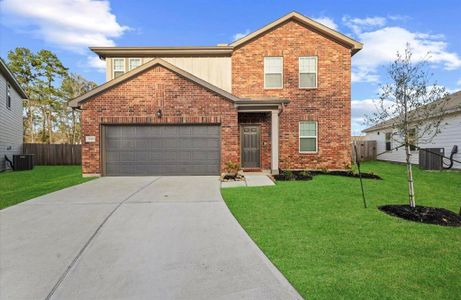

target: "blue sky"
[1,0,460,134]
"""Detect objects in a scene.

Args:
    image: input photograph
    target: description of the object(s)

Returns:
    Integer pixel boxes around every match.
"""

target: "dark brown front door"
[241,125,260,168]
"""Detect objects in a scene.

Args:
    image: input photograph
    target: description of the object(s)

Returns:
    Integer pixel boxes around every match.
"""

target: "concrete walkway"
[221,173,275,188]
[0,177,301,300]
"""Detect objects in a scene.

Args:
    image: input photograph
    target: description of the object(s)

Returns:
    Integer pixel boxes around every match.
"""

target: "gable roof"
[90,12,362,59]
[0,58,28,99]
[229,11,363,55]
[362,91,461,133]
[69,58,242,108]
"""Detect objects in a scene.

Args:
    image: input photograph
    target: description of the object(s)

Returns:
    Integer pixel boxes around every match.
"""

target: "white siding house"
[0,58,27,171]
[363,91,461,170]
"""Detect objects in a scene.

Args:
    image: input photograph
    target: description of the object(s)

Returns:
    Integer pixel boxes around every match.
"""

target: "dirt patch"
[379,205,461,227]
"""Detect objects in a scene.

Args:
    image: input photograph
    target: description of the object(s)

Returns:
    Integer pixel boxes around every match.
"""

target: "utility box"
[419,148,444,170]
[13,154,34,171]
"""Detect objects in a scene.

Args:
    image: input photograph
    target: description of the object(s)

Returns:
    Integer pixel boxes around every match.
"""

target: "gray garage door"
[104,125,220,176]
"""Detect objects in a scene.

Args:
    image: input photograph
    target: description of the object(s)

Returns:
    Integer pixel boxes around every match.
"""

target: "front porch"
[235,99,289,175]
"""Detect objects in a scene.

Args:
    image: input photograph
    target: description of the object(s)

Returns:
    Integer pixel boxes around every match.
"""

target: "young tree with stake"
[368,45,450,208]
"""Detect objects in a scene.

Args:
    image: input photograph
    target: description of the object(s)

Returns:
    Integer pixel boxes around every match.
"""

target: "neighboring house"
[0,58,27,171]
[362,91,461,169]
[69,12,363,176]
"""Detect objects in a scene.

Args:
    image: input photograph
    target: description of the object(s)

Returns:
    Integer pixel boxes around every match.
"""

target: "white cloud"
[0,0,128,53]
[313,17,338,30]
[348,17,461,83]
[343,16,386,35]
[457,79,461,86]
[232,30,251,41]
[351,98,394,134]
[86,56,106,73]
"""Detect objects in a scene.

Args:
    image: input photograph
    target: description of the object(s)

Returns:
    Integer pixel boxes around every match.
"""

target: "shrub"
[282,170,296,181]
[225,161,240,174]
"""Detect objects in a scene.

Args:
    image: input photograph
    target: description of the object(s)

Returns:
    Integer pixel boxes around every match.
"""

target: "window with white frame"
[299,56,317,88]
[264,57,283,88]
[6,83,11,109]
[299,121,317,152]
[113,58,125,78]
[385,132,392,151]
[128,58,141,71]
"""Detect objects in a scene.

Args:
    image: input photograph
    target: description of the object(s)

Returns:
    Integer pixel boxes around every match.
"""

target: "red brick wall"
[232,19,352,170]
[80,65,239,175]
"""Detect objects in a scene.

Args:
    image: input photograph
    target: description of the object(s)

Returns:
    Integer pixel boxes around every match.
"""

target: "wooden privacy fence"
[23,143,82,165]
[352,140,377,163]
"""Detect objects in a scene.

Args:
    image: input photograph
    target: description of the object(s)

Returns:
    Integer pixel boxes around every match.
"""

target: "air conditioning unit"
[13,154,34,171]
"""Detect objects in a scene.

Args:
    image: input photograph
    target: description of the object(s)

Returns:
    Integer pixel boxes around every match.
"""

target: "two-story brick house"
[69,12,362,176]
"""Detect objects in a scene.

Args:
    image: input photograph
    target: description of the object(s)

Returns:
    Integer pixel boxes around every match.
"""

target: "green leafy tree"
[7,47,95,144]
[7,48,39,142]
[34,50,68,143]
[60,73,97,144]
[368,45,450,208]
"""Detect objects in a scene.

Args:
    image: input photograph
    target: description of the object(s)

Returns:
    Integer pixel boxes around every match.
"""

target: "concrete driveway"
[0,176,301,300]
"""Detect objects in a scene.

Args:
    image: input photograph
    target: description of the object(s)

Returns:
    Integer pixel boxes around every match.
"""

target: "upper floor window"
[299,121,317,153]
[385,132,392,151]
[264,57,283,89]
[299,56,317,88]
[6,83,11,109]
[113,58,125,78]
[128,58,142,71]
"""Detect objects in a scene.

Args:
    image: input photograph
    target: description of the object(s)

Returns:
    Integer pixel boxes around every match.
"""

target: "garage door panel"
[134,139,151,149]
[104,125,220,176]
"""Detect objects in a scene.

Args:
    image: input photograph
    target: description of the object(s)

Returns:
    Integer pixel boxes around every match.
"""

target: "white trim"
[298,56,318,89]
[264,56,283,89]
[299,121,318,153]
[128,58,142,71]
[112,58,125,79]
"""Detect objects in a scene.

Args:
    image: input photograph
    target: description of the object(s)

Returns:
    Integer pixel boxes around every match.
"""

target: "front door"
[241,125,260,168]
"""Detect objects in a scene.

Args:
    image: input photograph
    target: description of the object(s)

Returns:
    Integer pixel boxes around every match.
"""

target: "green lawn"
[0,166,95,210]
[221,161,461,299]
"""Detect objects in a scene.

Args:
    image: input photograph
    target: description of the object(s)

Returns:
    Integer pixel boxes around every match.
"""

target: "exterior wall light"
[156,109,162,118]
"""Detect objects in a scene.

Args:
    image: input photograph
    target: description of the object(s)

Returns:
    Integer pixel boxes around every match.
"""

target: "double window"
[299,121,318,152]
[113,58,125,78]
[264,56,318,89]
[299,56,317,88]
[264,57,283,89]
[6,83,11,109]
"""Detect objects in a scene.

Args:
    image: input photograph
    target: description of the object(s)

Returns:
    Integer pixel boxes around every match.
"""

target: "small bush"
[225,161,240,174]
[282,170,296,181]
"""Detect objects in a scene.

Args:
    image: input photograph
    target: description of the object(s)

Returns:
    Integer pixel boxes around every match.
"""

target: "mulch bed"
[221,173,245,182]
[274,171,313,181]
[379,205,461,227]
[274,170,382,181]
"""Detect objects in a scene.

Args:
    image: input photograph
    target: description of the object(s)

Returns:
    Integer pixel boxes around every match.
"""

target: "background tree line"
[7,47,97,144]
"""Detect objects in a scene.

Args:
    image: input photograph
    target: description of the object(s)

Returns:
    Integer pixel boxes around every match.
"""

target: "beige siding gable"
[105,57,232,92]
